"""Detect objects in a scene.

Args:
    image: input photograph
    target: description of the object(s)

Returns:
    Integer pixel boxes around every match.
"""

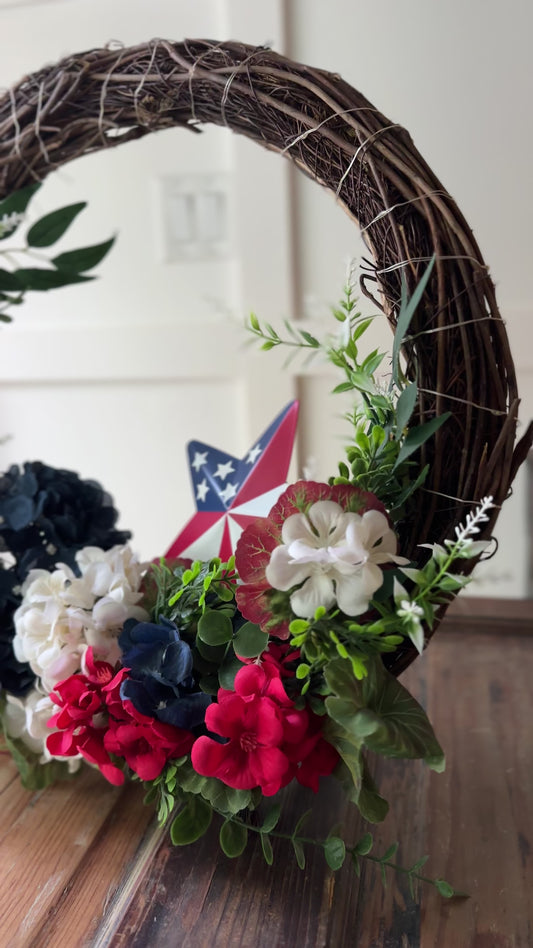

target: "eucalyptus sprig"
[167,790,463,900]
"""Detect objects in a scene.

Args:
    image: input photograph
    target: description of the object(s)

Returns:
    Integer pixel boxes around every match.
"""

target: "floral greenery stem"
[248,259,450,519]
[392,495,496,650]
[205,804,464,900]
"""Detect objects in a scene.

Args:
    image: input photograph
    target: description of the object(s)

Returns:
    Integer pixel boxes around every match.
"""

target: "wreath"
[0,40,531,896]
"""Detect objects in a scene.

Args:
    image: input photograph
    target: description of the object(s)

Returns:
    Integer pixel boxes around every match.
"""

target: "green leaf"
[26,202,87,247]
[324,657,444,770]
[219,820,248,858]
[292,838,306,869]
[51,236,115,272]
[260,833,274,865]
[261,802,282,834]
[218,652,244,690]
[324,836,346,870]
[299,329,319,347]
[1,726,79,791]
[362,349,385,376]
[14,268,94,290]
[392,256,435,383]
[198,609,233,646]
[434,879,456,899]
[410,855,429,872]
[351,317,375,341]
[0,269,21,291]
[357,758,390,823]
[233,621,268,658]
[354,832,374,856]
[170,796,213,846]
[292,808,313,838]
[201,779,252,815]
[382,841,399,861]
[349,369,376,395]
[393,413,451,469]
[332,381,356,395]
[395,382,418,432]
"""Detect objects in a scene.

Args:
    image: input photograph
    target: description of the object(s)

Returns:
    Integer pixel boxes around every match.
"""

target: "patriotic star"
[165,401,299,562]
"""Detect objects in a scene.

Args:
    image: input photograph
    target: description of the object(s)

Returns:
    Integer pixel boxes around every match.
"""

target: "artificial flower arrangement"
[0,191,494,898]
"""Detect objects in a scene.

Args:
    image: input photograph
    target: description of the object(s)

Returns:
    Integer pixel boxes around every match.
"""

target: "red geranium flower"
[47,648,195,785]
[191,662,337,796]
[46,650,125,785]
[235,480,386,637]
[104,700,194,781]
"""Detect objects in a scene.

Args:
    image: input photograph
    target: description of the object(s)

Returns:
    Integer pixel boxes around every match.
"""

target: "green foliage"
[232,621,268,658]
[197,610,234,646]
[249,257,448,520]
[27,202,87,247]
[392,257,435,384]
[170,794,213,845]
[52,237,116,273]
[324,656,445,772]
[0,713,79,791]
[0,183,115,322]
[324,836,346,870]
[220,820,248,858]
[185,798,463,900]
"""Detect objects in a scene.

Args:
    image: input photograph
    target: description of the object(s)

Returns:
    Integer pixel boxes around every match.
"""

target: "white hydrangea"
[3,688,82,771]
[13,544,148,693]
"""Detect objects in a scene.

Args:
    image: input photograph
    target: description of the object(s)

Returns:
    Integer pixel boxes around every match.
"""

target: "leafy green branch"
[248,259,450,519]
[168,789,463,900]
[0,182,114,322]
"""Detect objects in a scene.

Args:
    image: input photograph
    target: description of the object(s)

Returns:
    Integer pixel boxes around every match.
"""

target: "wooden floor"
[1,599,532,947]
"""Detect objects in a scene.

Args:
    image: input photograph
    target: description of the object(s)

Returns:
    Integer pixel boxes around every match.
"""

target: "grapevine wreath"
[0,40,532,894]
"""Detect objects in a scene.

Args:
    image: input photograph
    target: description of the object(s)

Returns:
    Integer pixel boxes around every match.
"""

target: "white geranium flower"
[266,500,408,618]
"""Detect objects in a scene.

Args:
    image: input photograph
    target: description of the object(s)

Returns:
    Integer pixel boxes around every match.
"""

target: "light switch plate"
[157,174,231,262]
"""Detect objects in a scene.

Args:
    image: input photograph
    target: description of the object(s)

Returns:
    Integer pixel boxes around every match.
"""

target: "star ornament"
[165,401,299,561]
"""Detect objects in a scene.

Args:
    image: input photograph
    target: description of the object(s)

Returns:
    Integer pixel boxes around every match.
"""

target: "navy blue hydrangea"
[0,461,131,695]
[119,617,211,730]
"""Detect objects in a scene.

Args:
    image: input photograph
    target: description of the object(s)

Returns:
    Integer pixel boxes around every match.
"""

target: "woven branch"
[0,38,531,673]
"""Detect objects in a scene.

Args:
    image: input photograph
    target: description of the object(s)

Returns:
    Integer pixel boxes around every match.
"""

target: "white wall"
[286,0,533,596]
[0,0,531,593]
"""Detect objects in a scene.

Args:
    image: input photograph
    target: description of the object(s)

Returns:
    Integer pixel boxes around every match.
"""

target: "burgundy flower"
[235,480,386,636]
